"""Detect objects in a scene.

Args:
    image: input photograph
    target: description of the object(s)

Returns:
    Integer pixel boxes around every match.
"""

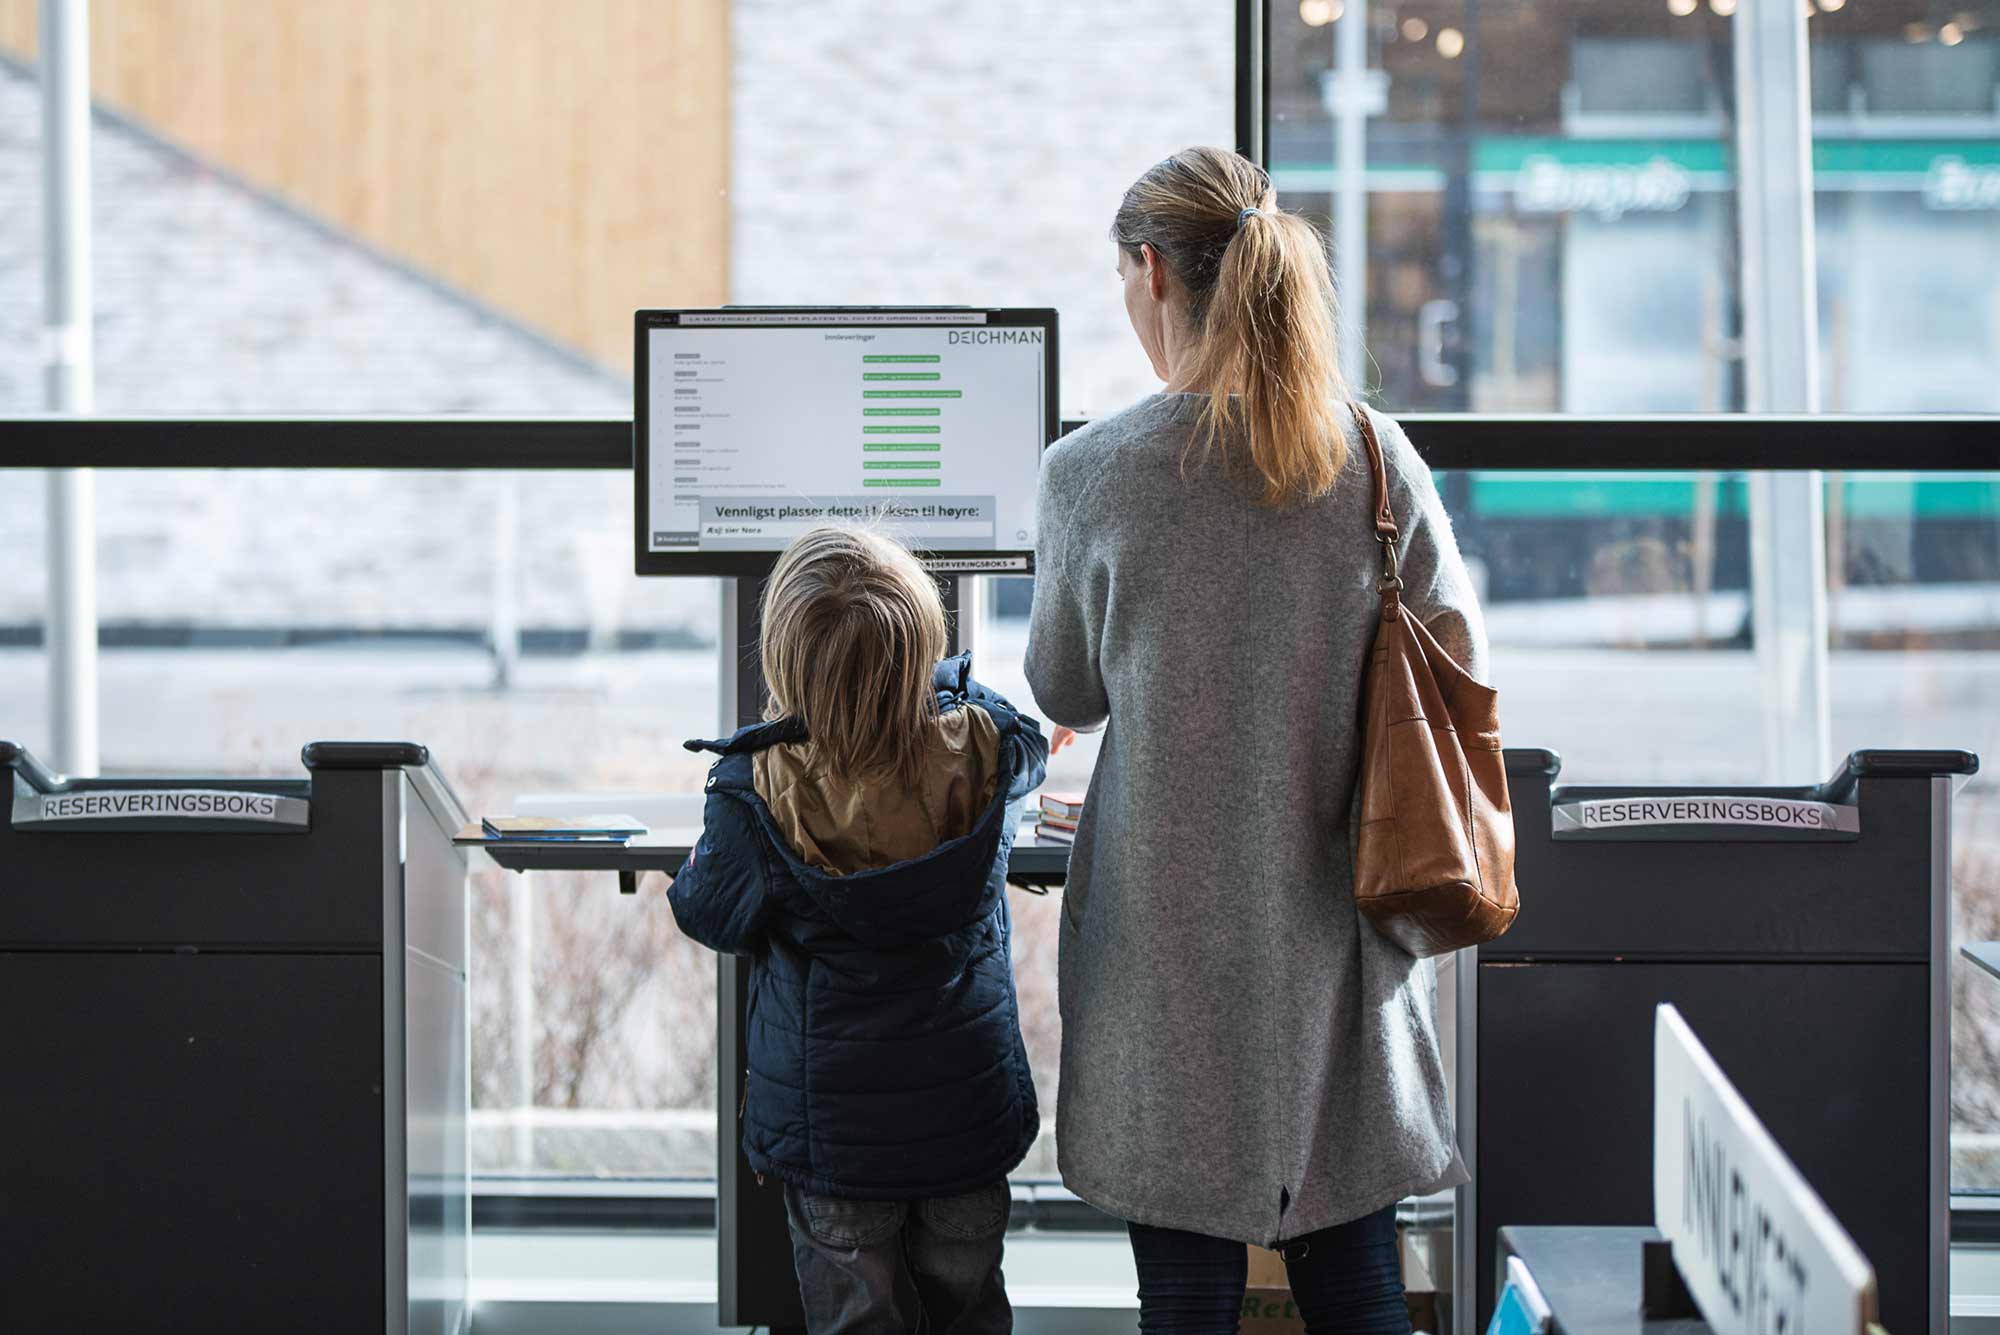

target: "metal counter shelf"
[465,826,1073,894]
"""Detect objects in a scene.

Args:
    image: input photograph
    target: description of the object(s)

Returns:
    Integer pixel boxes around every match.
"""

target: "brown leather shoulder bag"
[1350,406,1519,957]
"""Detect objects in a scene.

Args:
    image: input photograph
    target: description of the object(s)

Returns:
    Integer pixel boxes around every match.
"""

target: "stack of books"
[1035,791,1084,844]
[476,814,647,844]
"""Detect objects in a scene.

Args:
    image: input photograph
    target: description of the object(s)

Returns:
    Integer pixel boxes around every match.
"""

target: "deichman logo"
[947,330,1043,345]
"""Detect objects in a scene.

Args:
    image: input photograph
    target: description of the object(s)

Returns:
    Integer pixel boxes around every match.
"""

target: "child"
[668,525,1049,1335]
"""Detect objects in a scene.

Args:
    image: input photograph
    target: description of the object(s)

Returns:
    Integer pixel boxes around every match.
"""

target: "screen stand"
[714,574,968,1332]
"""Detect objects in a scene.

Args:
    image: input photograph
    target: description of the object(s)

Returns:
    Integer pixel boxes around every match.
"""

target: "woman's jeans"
[783,1180,1012,1335]
[1127,1203,1409,1335]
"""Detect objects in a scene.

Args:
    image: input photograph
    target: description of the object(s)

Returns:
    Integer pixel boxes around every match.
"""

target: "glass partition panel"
[1823,472,2000,1189]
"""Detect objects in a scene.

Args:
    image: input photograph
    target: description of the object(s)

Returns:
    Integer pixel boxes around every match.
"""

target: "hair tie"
[1236,207,1261,231]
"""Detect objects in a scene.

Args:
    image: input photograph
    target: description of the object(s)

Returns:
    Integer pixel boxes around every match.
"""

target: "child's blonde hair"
[759,526,948,784]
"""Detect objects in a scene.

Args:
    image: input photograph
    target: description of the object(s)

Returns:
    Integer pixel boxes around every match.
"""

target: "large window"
[1269,0,2000,415]
[728,1,1233,416]
[0,1,718,413]
[1266,0,2000,1200]
[3,0,1997,1246]
[0,0,1232,1186]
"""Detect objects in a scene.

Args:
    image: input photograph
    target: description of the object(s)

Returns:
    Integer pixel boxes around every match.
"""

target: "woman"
[1025,147,1487,1334]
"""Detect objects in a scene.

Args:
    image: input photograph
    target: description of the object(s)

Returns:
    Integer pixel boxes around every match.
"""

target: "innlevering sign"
[1654,1005,1878,1335]
[1553,795,1858,835]
[12,789,309,829]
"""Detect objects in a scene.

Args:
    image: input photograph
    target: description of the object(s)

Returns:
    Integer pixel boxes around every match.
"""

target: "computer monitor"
[634,308,1058,576]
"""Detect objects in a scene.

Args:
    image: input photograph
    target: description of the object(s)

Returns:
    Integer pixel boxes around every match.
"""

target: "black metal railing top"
[0,413,1995,471]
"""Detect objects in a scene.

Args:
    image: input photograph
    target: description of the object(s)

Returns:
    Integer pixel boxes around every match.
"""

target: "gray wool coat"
[1024,393,1485,1246]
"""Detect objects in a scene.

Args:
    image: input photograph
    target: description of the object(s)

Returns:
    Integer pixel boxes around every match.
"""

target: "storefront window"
[1270,0,1743,411]
[1808,4,2000,412]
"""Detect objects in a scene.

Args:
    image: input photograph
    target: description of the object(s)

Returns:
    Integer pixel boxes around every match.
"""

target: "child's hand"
[1050,727,1078,755]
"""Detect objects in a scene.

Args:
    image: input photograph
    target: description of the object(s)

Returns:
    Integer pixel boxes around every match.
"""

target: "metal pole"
[1733,0,1829,783]
[1432,0,1477,410]
[488,474,520,689]
[1328,0,1374,393]
[954,575,985,663]
[509,874,536,1168]
[40,0,98,778]
[716,579,740,737]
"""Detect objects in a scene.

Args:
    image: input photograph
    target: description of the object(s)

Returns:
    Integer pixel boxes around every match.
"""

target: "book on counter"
[1039,791,1085,822]
[478,814,647,843]
[1033,790,1083,843]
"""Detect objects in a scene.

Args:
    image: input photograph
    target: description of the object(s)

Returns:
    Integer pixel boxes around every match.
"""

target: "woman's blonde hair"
[1112,146,1348,508]
[759,525,948,784]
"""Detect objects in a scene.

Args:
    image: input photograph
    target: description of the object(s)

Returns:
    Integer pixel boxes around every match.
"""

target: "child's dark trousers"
[783,1180,1013,1334]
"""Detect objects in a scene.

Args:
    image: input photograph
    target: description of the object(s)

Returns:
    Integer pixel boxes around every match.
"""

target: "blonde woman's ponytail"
[1112,147,1348,508]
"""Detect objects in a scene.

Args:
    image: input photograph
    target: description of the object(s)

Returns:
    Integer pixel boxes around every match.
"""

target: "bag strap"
[1350,402,1397,542]
[1350,403,1402,593]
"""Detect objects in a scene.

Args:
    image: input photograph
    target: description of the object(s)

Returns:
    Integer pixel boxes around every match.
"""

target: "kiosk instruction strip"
[13,789,309,830]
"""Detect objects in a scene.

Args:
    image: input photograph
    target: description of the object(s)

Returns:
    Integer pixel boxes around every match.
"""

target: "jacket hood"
[685,654,1026,949]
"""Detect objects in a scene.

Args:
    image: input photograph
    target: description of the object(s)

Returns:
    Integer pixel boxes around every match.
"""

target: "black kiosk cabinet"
[1461,747,1976,1335]
[0,740,470,1335]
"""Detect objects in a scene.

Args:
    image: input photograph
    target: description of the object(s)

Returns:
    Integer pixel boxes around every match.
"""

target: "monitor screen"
[635,308,1058,576]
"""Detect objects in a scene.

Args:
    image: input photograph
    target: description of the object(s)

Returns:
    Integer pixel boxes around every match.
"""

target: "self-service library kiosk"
[1459,746,1977,1335]
[0,740,472,1335]
[633,305,1065,1330]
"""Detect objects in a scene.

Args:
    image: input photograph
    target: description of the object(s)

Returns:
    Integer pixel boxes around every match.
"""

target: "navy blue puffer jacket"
[667,654,1049,1199]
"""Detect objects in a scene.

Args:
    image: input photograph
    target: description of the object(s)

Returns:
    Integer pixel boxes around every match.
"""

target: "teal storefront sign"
[1274,137,2000,210]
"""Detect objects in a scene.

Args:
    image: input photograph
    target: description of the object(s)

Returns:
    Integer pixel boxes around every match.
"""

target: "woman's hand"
[1050,726,1078,755]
